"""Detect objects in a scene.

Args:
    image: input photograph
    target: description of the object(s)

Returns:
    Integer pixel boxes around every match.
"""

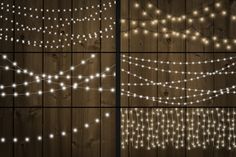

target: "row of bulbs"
[1,3,114,22]
[0,112,111,144]
[122,27,236,51]
[121,108,236,150]
[0,1,116,13]
[0,22,115,49]
[132,1,236,24]
[122,54,236,65]
[121,59,236,81]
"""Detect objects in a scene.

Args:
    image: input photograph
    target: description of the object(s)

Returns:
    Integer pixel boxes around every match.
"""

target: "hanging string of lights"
[121,66,236,92]
[121,108,236,150]
[0,1,116,13]
[121,24,236,51]
[121,59,236,80]
[121,89,236,106]
[0,3,114,23]
[0,23,115,49]
[122,54,236,65]
[0,111,111,144]
[131,1,236,25]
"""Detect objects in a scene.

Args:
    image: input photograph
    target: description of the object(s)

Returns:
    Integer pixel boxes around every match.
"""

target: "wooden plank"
[0,0,14,52]
[43,109,71,157]
[14,108,42,157]
[44,53,72,106]
[169,0,186,52]
[157,53,186,157]
[0,109,13,157]
[72,108,100,157]
[158,0,171,52]
[186,53,214,157]
[73,0,101,52]
[101,0,115,52]
[186,0,212,52]
[72,53,101,157]
[14,53,42,107]
[130,0,158,52]
[127,53,158,157]
[43,53,72,157]
[101,53,115,157]
[14,0,43,52]
[0,53,14,106]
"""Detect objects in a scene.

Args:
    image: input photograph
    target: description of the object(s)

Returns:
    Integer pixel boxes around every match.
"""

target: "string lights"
[121,108,236,150]
[0,111,111,144]
[0,4,114,23]
[122,54,236,65]
[0,1,116,13]
[0,23,115,49]
[0,53,115,97]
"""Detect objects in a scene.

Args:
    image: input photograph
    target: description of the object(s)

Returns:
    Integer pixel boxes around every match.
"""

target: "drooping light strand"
[0,111,111,144]
[0,1,116,13]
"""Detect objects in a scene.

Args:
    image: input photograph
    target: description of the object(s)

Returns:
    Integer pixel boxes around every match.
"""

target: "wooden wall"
[0,0,236,157]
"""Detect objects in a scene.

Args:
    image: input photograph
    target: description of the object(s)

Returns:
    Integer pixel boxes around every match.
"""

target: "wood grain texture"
[0,0,236,156]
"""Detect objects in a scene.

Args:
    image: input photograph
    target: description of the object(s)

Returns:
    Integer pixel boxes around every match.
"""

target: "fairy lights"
[121,108,236,150]
[0,111,111,144]
[0,1,116,13]
[122,54,236,65]
[0,53,116,97]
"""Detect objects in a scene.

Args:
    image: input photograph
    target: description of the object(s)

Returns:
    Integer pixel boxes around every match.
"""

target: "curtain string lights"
[121,108,236,150]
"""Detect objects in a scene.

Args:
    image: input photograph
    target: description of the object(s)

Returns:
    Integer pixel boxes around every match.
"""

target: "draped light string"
[121,108,236,150]
[122,58,236,79]
[0,16,114,32]
[0,23,115,49]
[1,53,96,79]
[0,3,114,23]
[0,1,116,13]
[122,54,236,65]
[0,111,111,144]
[121,25,236,51]
[131,1,236,25]
[121,90,236,106]
[121,67,236,92]
[121,86,234,101]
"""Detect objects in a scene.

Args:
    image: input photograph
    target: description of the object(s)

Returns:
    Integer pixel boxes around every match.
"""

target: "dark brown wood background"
[0,0,236,157]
